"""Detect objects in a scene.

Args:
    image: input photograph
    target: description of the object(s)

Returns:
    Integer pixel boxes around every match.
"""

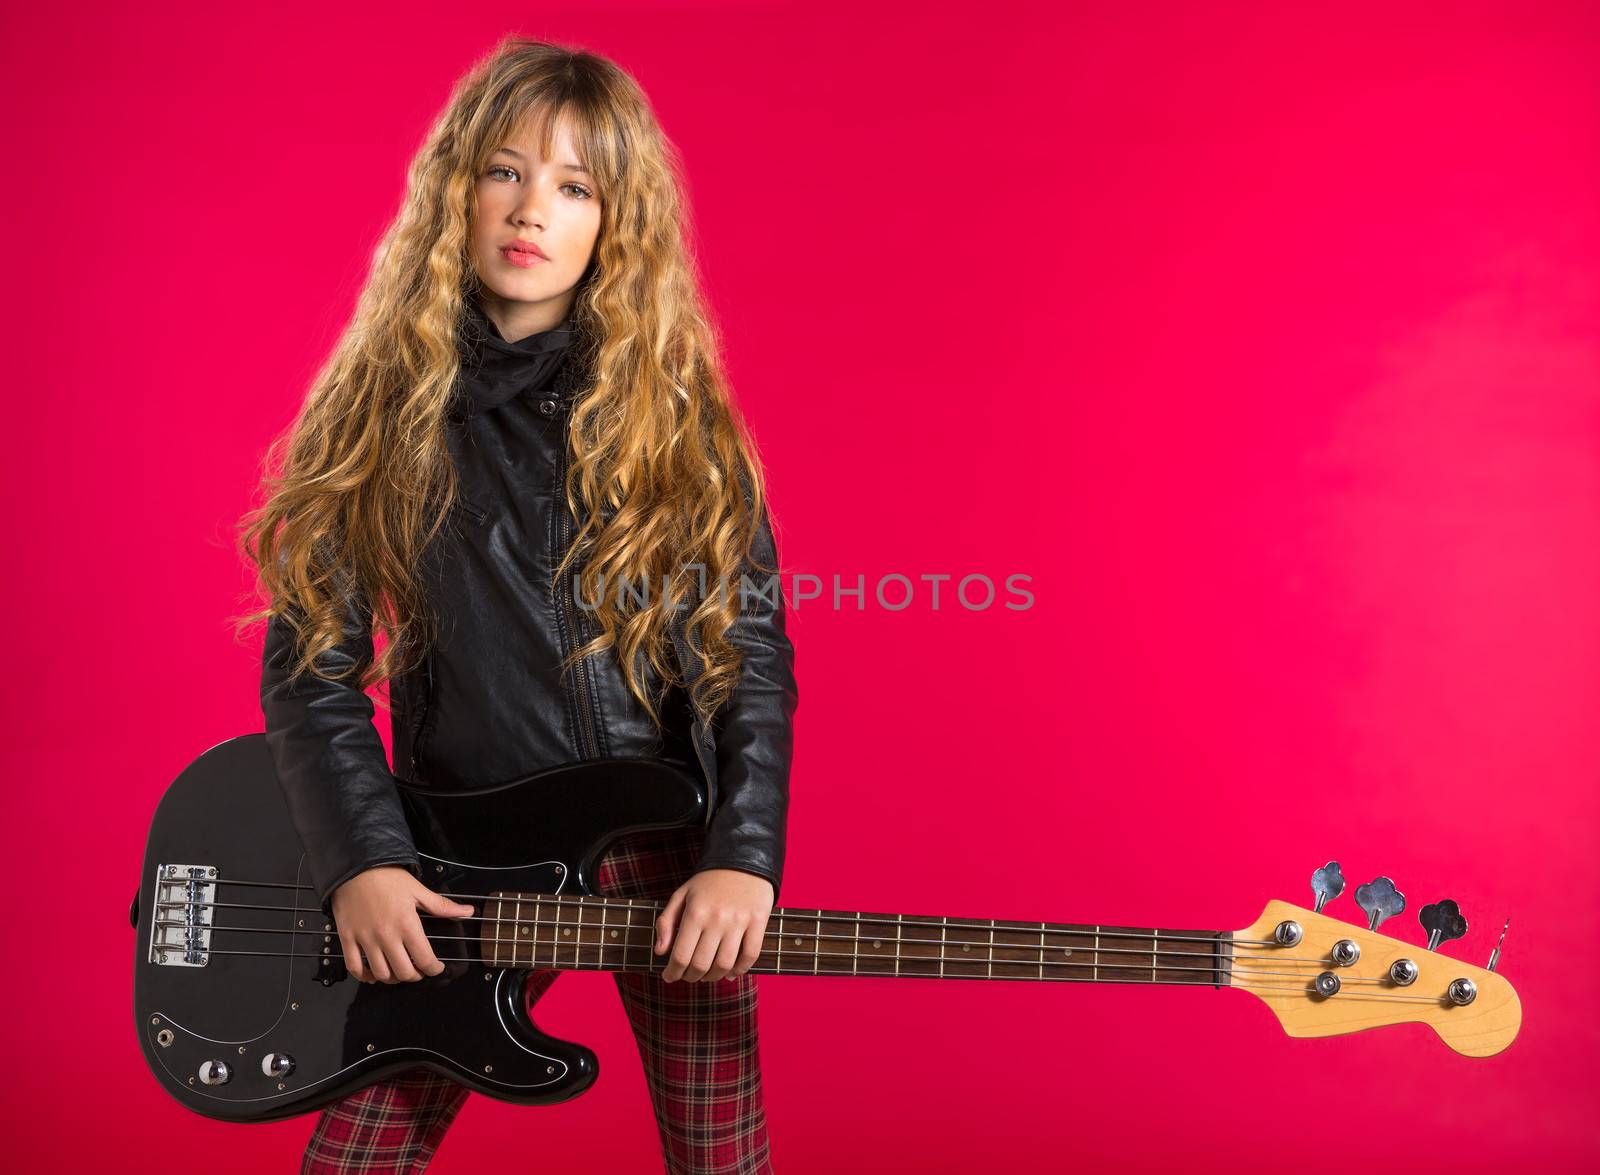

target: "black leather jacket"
[261,304,798,915]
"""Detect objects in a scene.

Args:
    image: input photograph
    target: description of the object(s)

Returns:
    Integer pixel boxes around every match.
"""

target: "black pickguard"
[131,734,706,1123]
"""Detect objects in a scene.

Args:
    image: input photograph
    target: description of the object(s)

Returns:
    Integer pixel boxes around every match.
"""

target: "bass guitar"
[131,734,1521,1123]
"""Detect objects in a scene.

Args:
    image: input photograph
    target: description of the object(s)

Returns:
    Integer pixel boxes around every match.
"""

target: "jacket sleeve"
[692,505,798,903]
[260,587,423,917]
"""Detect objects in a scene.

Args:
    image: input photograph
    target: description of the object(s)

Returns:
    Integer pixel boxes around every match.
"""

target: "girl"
[239,37,797,1175]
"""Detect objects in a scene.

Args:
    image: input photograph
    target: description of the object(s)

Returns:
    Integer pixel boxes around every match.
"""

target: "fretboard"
[477,893,1235,988]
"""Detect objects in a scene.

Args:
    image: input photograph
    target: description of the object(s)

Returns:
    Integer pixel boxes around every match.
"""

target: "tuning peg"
[1310,861,1345,913]
[1418,899,1468,951]
[1354,876,1406,932]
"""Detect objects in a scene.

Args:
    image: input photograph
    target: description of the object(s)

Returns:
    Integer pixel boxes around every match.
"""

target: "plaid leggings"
[299,824,774,1174]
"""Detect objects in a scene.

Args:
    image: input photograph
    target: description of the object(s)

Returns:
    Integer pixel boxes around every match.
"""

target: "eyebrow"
[491,146,590,175]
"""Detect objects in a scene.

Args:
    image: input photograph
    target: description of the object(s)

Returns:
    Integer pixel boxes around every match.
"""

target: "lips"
[500,245,548,269]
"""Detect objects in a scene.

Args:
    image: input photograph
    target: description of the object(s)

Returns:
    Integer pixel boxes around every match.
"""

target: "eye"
[486,164,518,182]
[562,182,595,200]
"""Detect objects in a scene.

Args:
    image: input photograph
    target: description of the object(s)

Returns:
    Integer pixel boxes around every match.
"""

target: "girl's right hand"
[330,865,476,983]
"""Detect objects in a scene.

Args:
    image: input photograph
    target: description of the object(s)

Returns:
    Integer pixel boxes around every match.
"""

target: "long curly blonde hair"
[236,36,780,731]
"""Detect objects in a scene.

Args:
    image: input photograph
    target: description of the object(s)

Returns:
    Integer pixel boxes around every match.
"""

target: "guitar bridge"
[149,863,217,967]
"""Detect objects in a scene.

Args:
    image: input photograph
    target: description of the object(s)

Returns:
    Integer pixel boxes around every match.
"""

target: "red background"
[6,1,1596,1170]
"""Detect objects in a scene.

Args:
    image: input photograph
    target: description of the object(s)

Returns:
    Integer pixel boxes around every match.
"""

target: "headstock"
[1232,863,1520,1057]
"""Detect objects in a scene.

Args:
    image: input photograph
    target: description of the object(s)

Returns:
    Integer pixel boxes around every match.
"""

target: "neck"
[476,892,1236,988]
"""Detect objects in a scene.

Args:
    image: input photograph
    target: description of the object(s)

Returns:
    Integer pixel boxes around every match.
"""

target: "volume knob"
[198,1060,232,1085]
[261,1053,296,1078]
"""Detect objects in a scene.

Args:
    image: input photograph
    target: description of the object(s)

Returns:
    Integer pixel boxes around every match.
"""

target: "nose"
[513,189,549,231]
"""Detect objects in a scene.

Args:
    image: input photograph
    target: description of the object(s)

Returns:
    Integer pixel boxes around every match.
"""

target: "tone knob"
[261,1053,296,1078]
[198,1060,232,1085]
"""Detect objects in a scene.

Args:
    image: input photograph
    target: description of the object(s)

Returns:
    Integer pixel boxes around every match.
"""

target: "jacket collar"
[456,296,579,415]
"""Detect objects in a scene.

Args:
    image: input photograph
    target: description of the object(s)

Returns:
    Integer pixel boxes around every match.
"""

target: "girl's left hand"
[654,868,774,982]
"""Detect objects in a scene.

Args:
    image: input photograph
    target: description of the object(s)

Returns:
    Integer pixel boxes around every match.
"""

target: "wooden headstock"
[1232,899,1521,1057]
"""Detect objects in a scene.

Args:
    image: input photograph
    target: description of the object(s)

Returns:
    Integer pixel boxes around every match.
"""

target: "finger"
[402,918,445,978]
[384,930,423,983]
[362,936,395,984]
[732,918,766,977]
[418,888,476,919]
[655,887,686,956]
[684,924,724,982]
[705,932,743,983]
[664,920,703,983]
[339,927,366,983]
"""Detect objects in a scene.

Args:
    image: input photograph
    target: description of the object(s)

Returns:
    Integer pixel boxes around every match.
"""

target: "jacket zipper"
[554,422,603,760]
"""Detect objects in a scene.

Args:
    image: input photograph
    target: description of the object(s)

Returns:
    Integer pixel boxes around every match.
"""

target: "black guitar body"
[131,733,706,1123]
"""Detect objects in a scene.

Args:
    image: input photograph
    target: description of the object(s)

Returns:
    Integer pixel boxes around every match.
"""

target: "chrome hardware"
[1487,916,1510,973]
[1330,938,1361,967]
[261,1053,295,1078]
[1419,899,1468,951]
[1354,876,1406,931]
[198,1060,231,1085]
[1388,958,1419,985]
[1273,920,1304,947]
[1313,971,1341,997]
[1310,861,1345,913]
[1447,977,1478,1006]
[149,863,217,967]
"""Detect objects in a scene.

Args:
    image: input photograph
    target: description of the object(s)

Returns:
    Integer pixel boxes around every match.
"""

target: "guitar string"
[146,915,1451,1001]
[150,944,1448,1004]
[150,898,1319,962]
[153,914,1241,971]
[150,884,1347,957]
[149,906,1349,970]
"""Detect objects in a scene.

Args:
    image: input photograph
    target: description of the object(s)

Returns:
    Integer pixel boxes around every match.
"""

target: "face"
[469,114,602,343]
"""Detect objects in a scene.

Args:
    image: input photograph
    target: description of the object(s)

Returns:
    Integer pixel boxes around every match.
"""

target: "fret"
[813,910,821,976]
[775,913,783,974]
[494,896,505,968]
[1151,929,1158,982]
[938,916,947,978]
[512,896,524,973]
[1093,924,1100,981]
[852,914,860,976]
[895,913,902,977]
[546,897,558,968]
[560,898,568,969]
[599,896,608,970]
[531,897,542,968]
[624,898,636,973]
[507,895,517,967]
[584,899,598,970]
[509,895,522,968]
[1038,922,1045,980]
[988,919,995,980]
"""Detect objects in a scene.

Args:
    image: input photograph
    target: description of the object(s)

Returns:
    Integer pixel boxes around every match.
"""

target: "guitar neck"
[479,893,1236,988]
